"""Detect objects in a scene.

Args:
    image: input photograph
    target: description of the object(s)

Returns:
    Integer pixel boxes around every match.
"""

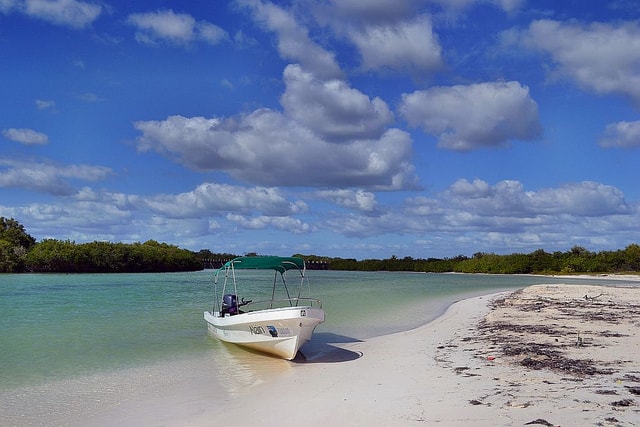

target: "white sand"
[5,282,639,426]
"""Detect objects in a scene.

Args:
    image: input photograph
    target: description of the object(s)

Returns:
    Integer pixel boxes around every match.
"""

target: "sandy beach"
[5,279,639,426]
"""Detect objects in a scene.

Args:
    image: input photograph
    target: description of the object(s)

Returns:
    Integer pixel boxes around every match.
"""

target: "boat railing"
[243,296,322,311]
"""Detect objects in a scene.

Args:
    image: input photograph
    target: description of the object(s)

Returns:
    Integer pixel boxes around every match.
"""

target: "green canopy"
[218,256,305,274]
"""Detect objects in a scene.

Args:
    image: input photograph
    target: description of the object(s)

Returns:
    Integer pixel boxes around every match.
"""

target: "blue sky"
[1,0,639,259]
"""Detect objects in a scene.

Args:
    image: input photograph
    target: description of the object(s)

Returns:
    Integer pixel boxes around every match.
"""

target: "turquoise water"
[0,270,628,391]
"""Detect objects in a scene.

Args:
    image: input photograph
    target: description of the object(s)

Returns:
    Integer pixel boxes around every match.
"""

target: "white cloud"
[143,182,306,219]
[449,0,524,13]
[529,181,631,216]
[133,110,417,190]
[315,189,377,212]
[2,127,48,145]
[494,0,524,13]
[317,0,522,30]
[233,29,258,48]
[280,64,393,142]
[404,196,443,216]
[3,176,637,255]
[429,0,524,13]
[220,79,234,90]
[349,14,443,75]
[2,198,137,245]
[58,163,112,181]
[319,179,636,255]
[23,0,102,28]
[238,0,343,80]
[127,9,228,46]
[318,0,416,24]
[75,187,141,211]
[448,178,491,198]
[0,0,18,14]
[35,99,55,110]
[1,182,312,245]
[77,92,103,102]
[227,214,311,234]
[599,121,640,148]
[0,158,112,195]
[132,28,416,190]
[197,21,228,44]
[310,3,442,77]
[127,10,195,44]
[518,20,640,102]
[400,81,542,150]
[444,179,630,218]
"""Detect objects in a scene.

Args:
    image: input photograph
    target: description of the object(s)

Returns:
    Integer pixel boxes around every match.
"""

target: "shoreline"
[73,291,502,426]
[94,282,640,426]
[536,273,640,282]
[4,281,639,426]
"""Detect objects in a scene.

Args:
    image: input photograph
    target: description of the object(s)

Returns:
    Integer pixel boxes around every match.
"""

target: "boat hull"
[204,306,325,360]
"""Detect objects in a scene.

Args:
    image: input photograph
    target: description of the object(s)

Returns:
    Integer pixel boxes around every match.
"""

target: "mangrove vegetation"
[1,217,639,275]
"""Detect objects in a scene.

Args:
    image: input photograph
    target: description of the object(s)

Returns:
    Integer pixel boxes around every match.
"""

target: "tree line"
[25,239,204,273]
[0,217,207,273]
[299,244,640,274]
[1,217,639,274]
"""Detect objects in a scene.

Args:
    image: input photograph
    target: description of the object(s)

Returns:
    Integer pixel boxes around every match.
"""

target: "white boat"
[203,256,325,360]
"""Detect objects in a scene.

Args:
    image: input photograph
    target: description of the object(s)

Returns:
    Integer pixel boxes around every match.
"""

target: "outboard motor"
[221,294,238,316]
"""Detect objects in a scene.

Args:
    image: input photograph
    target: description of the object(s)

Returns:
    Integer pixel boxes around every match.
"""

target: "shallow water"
[0,269,627,393]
